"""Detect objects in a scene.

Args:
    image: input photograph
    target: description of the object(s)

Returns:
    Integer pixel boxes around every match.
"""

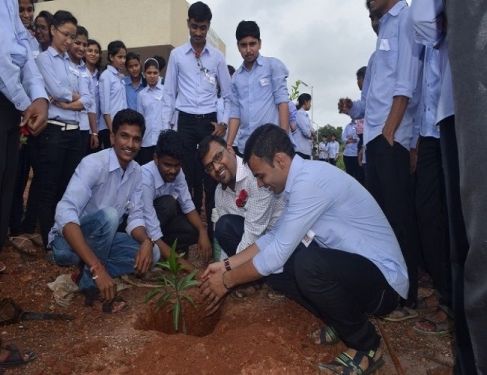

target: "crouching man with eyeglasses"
[200,124,409,374]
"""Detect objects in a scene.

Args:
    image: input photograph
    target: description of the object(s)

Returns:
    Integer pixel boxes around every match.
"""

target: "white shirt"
[215,156,284,253]
[327,141,339,159]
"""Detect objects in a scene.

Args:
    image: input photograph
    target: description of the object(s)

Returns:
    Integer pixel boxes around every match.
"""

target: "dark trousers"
[98,129,111,150]
[177,111,217,240]
[21,135,41,234]
[343,155,359,180]
[9,142,32,235]
[80,130,90,157]
[328,159,336,166]
[447,3,487,372]
[214,214,244,257]
[439,117,476,375]
[0,94,21,248]
[266,242,398,352]
[415,136,451,306]
[36,125,82,246]
[365,135,418,306]
[153,195,198,251]
[135,146,155,166]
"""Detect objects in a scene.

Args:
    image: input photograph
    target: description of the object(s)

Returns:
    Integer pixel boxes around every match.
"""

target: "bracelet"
[222,271,232,290]
[91,133,98,136]
[90,264,100,280]
[223,258,231,271]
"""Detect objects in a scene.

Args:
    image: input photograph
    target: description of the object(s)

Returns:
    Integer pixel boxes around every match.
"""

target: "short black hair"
[112,109,145,136]
[107,40,126,64]
[76,25,88,38]
[243,124,295,165]
[153,55,166,71]
[155,130,184,161]
[51,10,77,29]
[356,66,367,80]
[125,52,140,67]
[198,135,226,161]
[188,1,212,22]
[35,10,53,26]
[236,20,260,41]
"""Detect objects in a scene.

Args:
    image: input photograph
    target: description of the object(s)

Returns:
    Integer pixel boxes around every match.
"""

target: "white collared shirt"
[215,156,284,253]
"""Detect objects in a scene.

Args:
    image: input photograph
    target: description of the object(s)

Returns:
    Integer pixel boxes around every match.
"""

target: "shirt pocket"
[378,36,399,71]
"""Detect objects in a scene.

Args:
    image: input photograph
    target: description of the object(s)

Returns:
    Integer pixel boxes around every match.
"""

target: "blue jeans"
[51,208,140,291]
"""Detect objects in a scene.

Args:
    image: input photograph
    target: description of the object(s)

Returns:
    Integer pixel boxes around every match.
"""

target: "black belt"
[178,110,216,119]
[48,120,80,131]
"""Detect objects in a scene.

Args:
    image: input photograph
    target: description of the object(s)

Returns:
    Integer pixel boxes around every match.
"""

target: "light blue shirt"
[49,148,145,245]
[254,156,409,299]
[69,59,92,131]
[141,161,195,241]
[410,0,453,124]
[124,76,145,111]
[37,47,91,123]
[161,41,232,127]
[293,108,313,156]
[0,0,47,111]
[342,122,359,156]
[230,55,290,153]
[349,52,375,122]
[137,83,166,147]
[359,1,422,149]
[86,68,99,129]
[99,65,127,128]
[412,46,441,147]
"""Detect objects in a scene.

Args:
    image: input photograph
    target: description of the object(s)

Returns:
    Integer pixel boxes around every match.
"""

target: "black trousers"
[98,129,111,150]
[265,242,398,352]
[0,93,21,248]
[439,117,476,375]
[135,146,155,166]
[9,142,32,236]
[214,214,244,257]
[177,111,217,240]
[365,135,418,306]
[343,155,359,180]
[36,125,82,246]
[20,135,41,234]
[415,136,451,306]
[153,195,198,251]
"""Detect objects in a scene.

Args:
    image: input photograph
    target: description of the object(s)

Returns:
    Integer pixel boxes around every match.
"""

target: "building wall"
[35,0,226,54]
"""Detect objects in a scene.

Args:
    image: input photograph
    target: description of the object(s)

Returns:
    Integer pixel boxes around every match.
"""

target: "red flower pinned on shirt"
[236,189,249,208]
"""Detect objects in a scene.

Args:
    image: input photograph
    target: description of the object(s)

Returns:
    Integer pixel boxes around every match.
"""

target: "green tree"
[289,80,302,101]
[317,124,343,142]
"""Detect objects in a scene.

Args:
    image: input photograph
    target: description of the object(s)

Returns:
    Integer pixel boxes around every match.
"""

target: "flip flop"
[0,344,36,368]
[413,317,450,336]
[318,348,384,374]
[8,236,37,256]
[382,306,418,322]
[0,262,5,273]
[23,233,43,247]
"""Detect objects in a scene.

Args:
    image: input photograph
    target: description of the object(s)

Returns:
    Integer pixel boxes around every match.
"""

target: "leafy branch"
[145,240,199,334]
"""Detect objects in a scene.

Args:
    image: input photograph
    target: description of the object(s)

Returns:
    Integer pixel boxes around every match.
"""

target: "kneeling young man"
[199,135,283,258]
[49,109,156,310]
[141,130,211,269]
[201,125,408,374]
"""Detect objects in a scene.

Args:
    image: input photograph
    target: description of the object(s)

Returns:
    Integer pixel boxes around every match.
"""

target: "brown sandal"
[8,236,37,256]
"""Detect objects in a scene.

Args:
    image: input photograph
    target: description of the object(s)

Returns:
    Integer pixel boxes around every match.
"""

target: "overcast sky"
[198,0,376,130]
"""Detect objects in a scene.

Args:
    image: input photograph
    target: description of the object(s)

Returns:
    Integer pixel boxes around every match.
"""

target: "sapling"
[145,240,199,334]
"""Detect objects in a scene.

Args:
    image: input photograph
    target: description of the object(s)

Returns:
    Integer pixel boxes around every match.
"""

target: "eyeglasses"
[55,26,76,41]
[204,147,225,174]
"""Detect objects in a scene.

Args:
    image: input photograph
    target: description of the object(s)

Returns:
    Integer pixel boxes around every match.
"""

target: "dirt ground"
[0,244,454,375]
